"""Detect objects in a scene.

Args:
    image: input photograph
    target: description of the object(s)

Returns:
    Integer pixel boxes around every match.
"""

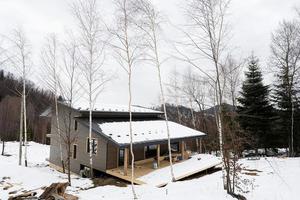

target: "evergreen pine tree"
[270,20,300,156]
[273,58,300,155]
[237,56,273,149]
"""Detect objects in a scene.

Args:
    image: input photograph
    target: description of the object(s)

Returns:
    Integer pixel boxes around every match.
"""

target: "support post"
[124,148,128,176]
[181,141,185,160]
[157,144,160,167]
[199,138,202,153]
[196,138,199,153]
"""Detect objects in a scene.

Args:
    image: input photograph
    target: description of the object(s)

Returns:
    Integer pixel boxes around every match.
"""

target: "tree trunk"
[89,83,93,178]
[128,66,138,199]
[54,88,65,173]
[23,72,28,167]
[67,147,71,184]
[19,99,23,165]
[1,140,4,156]
[290,100,294,157]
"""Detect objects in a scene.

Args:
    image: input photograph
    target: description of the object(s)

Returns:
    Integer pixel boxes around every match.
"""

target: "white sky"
[0,0,299,108]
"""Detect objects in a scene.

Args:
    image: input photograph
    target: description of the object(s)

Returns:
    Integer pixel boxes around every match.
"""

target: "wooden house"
[48,101,206,180]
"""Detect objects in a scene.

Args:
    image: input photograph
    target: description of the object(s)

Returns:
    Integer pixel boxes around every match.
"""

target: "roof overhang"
[77,119,206,147]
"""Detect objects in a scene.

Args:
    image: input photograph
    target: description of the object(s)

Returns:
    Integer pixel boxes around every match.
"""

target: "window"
[73,144,77,159]
[74,120,78,131]
[171,142,179,152]
[145,145,157,159]
[87,138,98,154]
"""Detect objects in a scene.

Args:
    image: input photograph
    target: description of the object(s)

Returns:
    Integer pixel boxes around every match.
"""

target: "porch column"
[181,141,185,160]
[199,138,202,153]
[124,147,129,176]
[157,144,160,167]
[196,138,199,153]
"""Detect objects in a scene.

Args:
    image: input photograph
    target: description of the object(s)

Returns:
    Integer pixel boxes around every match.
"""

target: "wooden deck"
[106,154,221,186]
[106,157,179,185]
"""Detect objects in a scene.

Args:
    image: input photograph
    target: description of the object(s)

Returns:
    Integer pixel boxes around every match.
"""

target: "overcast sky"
[0,0,299,108]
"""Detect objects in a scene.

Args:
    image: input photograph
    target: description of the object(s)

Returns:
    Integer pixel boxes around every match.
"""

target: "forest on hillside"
[0,70,52,144]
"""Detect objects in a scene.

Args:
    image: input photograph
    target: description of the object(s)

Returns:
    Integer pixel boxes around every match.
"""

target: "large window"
[74,120,78,131]
[87,138,98,154]
[73,144,77,159]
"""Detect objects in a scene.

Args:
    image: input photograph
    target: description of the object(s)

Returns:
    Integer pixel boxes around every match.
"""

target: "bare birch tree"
[222,55,243,109]
[6,28,32,167]
[134,0,176,181]
[59,38,81,184]
[181,68,210,132]
[72,0,108,178]
[40,34,65,172]
[109,0,145,198]
[174,0,231,189]
[166,68,183,124]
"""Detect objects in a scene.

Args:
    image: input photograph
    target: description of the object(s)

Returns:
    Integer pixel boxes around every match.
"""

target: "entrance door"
[118,148,124,166]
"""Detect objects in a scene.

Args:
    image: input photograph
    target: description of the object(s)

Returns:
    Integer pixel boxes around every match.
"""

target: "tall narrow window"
[87,138,97,154]
[92,139,98,154]
[74,120,78,131]
[73,144,77,159]
[118,149,124,166]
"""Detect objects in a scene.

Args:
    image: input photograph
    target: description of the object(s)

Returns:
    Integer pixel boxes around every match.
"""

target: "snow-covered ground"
[1,142,300,200]
[0,142,92,200]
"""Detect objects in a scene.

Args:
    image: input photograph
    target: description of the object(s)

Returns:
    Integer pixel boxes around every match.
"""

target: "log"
[39,182,78,200]
[8,191,37,200]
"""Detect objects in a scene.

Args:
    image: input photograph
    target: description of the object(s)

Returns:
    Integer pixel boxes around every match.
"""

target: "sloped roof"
[97,120,205,146]
[62,100,162,114]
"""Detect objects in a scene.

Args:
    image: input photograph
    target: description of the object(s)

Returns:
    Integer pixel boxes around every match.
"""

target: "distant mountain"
[203,103,235,116]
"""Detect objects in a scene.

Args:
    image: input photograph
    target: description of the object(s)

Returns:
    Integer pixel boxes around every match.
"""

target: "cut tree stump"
[39,182,78,200]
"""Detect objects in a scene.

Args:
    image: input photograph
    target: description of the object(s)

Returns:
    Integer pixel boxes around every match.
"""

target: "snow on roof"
[98,120,205,145]
[70,100,161,113]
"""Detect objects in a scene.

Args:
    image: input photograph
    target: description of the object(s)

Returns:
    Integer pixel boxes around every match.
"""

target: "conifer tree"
[237,56,273,149]
[271,20,300,156]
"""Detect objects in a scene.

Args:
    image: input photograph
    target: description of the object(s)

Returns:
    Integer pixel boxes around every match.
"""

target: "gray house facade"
[48,102,206,176]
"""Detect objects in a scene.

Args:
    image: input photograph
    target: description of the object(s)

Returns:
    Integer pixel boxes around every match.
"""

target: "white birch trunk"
[128,67,137,199]
[189,98,196,129]
[155,54,175,181]
[23,68,28,167]
[89,83,93,178]
[54,91,64,172]
[215,82,226,189]
[19,98,23,165]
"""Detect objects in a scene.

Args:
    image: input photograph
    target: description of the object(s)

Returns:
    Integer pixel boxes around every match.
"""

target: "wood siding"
[106,142,118,169]
[49,104,108,174]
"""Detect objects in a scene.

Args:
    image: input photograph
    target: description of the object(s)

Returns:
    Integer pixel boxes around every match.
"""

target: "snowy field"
[1,142,300,200]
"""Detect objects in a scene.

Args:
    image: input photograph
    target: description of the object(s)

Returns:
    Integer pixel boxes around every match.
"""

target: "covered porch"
[106,139,220,186]
[106,151,221,187]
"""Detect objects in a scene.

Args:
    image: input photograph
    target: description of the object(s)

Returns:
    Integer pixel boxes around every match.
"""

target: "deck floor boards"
[106,154,221,187]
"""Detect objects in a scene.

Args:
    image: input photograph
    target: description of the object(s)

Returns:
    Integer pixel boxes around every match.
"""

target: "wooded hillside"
[0,70,52,144]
